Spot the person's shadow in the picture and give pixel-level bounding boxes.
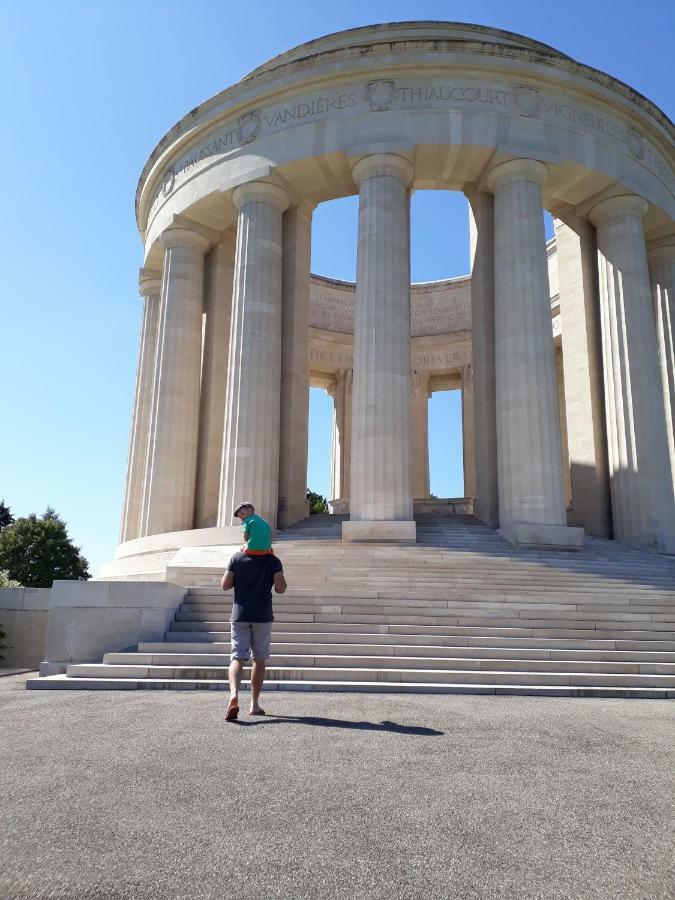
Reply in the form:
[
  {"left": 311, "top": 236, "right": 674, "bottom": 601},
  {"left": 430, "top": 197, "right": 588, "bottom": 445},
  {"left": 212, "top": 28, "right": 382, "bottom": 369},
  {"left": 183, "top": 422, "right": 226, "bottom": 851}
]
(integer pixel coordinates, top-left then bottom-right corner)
[{"left": 234, "top": 714, "right": 443, "bottom": 736}]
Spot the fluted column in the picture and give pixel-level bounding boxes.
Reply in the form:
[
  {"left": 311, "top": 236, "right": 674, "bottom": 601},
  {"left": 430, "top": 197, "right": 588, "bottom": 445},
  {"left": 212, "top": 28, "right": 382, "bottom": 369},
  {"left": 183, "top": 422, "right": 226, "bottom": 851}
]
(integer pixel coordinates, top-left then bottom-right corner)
[
  {"left": 647, "top": 237, "right": 675, "bottom": 487},
  {"left": 467, "top": 191, "right": 498, "bottom": 526},
  {"left": 141, "top": 226, "right": 211, "bottom": 537},
  {"left": 589, "top": 196, "right": 675, "bottom": 552},
  {"left": 461, "top": 365, "right": 477, "bottom": 499},
  {"left": 553, "top": 215, "right": 611, "bottom": 536},
  {"left": 119, "top": 268, "right": 162, "bottom": 543},
  {"left": 329, "top": 368, "right": 352, "bottom": 505},
  {"left": 487, "top": 158, "right": 583, "bottom": 547},
  {"left": 194, "top": 232, "right": 236, "bottom": 528},
  {"left": 411, "top": 371, "right": 430, "bottom": 499},
  {"left": 278, "top": 205, "right": 313, "bottom": 528},
  {"left": 218, "top": 181, "right": 288, "bottom": 530},
  {"left": 343, "top": 153, "right": 416, "bottom": 542}
]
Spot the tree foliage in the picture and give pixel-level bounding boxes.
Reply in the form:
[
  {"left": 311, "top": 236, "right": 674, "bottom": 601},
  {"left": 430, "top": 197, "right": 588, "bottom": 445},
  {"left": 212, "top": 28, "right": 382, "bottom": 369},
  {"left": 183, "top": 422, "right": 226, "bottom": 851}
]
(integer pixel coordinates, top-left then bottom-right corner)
[
  {"left": 306, "top": 490, "right": 329, "bottom": 515},
  {"left": 0, "top": 509, "right": 90, "bottom": 588},
  {"left": 0, "top": 499, "right": 14, "bottom": 531},
  {"left": 0, "top": 570, "right": 20, "bottom": 587}
]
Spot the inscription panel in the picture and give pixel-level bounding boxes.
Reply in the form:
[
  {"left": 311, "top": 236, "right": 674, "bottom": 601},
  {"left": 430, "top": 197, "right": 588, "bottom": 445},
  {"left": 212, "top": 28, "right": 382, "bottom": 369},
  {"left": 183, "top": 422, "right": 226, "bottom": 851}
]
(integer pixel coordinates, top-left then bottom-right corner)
[{"left": 147, "top": 74, "right": 674, "bottom": 223}]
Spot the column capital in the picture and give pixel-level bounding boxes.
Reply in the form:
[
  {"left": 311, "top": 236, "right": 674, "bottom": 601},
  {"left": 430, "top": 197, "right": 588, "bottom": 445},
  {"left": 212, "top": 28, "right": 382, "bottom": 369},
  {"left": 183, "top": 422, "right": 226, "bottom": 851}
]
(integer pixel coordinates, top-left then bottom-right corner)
[
  {"left": 486, "top": 158, "right": 548, "bottom": 193},
  {"left": 159, "top": 226, "right": 212, "bottom": 254},
  {"left": 232, "top": 180, "right": 289, "bottom": 212},
  {"left": 588, "top": 194, "right": 649, "bottom": 225},
  {"left": 351, "top": 153, "right": 413, "bottom": 188},
  {"left": 647, "top": 235, "right": 675, "bottom": 262},
  {"left": 138, "top": 267, "right": 162, "bottom": 298}
]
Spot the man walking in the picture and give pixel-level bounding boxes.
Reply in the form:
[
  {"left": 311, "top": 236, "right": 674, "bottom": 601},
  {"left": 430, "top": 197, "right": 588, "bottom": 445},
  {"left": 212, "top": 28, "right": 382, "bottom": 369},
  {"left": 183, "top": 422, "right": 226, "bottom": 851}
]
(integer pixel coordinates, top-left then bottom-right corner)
[{"left": 221, "top": 518, "right": 287, "bottom": 721}]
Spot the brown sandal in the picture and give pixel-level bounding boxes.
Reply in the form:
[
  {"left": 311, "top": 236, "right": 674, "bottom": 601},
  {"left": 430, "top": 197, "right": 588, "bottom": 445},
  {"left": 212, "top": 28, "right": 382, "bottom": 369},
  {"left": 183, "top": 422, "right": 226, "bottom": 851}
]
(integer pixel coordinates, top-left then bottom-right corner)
[{"left": 226, "top": 698, "right": 239, "bottom": 721}]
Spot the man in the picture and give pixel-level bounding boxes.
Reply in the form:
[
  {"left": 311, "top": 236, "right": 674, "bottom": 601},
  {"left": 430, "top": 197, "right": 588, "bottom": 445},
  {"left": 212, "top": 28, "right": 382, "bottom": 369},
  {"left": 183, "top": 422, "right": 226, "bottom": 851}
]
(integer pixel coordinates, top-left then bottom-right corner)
[{"left": 220, "top": 531, "right": 287, "bottom": 721}]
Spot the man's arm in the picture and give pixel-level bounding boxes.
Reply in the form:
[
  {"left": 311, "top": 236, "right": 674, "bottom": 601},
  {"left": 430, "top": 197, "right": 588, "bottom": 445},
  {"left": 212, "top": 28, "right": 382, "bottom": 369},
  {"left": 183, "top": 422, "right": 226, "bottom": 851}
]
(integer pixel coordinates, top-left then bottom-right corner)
[
  {"left": 221, "top": 570, "right": 235, "bottom": 591},
  {"left": 273, "top": 572, "right": 287, "bottom": 594}
]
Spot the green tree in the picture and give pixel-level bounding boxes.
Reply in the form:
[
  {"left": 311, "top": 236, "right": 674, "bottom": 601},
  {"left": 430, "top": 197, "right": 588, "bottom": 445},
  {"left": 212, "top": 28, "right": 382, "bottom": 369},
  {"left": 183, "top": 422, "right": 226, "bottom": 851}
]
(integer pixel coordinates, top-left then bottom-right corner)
[
  {"left": 0, "top": 499, "right": 14, "bottom": 531},
  {"left": 306, "top": 490, "right": 329, "bottom": 515},
  {"left": 0, "top": 509, "right": 90, "bottom": 588},
  {"left": 0, "top": 570, "right": 20, "bottom": 587}
]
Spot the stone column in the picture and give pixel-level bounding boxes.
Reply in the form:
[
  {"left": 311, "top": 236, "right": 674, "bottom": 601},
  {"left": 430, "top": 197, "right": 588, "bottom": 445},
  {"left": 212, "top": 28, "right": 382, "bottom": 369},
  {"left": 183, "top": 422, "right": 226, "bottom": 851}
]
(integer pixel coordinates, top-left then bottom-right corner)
[
  {"left": 218, "top": 181, "right": 288, "bottom": 531},
  {"left": 461, "top": 365, "right": 477, "bottom": 499},
  {"left": 589, "top": 196, "right": 675, "bottom": 552},
  {"left": 486, "top": 159, "right": 583, "bottom": 548},
  {"left": 119, "top": 268, "right": 162, "bottom": 543},
  {"left": 411, "top": 371, "right": 430, "bottom": 499},
  {"left": 141, "top": 225, "right": 212, "bottom": 537},
  {"left": 343, "top": 154, "right": 416, "bottom": 543},
  {"left": 194, "top": 232, "right": 236, "bottom": 528},
  {"left": 554, "top": 215, "right": 611, "bottom": 536},
  {"left": 278, "top": 205, "right": 313, "bottom": 529},
  {"left": 647, "top": 237, "right": 675, "bottom": 486},
  {"left": 329, "top": 368, "right": 352, "bottom": 508},
  {"left": 555, "top": 346, "right": 572, "bottom": 508},
  {"left": 467, "top": 191, "right": 498, "bottom": 526}
]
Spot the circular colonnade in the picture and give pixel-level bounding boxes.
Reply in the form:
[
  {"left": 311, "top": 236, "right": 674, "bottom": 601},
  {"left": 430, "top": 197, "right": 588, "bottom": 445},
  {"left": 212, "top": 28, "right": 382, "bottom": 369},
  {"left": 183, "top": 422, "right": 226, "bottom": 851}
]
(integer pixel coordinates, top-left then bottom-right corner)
[{"left": 104, "top": 21, "right": 675, "bottom": 578}]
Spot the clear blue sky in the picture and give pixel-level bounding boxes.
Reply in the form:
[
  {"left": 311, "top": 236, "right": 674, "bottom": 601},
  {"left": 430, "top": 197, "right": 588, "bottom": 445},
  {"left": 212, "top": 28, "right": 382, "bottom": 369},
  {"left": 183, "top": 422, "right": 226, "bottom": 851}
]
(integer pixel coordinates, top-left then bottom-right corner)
[{"left": 2, "top": 1, "right": 672, "bottom": 576}]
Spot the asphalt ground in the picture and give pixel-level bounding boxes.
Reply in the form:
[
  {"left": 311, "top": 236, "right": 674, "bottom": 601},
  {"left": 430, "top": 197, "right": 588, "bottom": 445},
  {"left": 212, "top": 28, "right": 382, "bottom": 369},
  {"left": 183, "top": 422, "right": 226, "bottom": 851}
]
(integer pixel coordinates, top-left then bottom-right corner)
[{"left": 1, "top": 672, "right": 673, "bottom": 900}]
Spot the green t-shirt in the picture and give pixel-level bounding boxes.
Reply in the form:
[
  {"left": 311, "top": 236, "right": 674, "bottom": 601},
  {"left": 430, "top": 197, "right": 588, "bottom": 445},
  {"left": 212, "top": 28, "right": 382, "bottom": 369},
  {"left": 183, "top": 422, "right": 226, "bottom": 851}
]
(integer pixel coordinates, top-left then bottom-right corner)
[{"left": 242, "top": 513, "right": 272, "bottom": 550}]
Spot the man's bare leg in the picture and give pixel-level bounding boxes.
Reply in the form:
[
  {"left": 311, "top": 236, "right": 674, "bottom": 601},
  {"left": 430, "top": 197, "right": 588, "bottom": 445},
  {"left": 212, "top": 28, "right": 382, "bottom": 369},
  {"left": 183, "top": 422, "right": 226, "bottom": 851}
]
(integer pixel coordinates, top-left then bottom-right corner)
[
  {"left": 250, "top": 659, "right": 266, "bottom": 713},
  {"left": 227, "top": 659, "right": 244, "bottom": 718}
]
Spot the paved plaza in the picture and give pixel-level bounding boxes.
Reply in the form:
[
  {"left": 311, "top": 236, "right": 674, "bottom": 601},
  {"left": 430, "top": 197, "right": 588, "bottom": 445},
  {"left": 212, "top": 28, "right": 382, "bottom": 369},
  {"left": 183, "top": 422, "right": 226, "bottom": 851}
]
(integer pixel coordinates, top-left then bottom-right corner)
[{"left": 1, "top": 672, "right": 673, "bottom": 899}]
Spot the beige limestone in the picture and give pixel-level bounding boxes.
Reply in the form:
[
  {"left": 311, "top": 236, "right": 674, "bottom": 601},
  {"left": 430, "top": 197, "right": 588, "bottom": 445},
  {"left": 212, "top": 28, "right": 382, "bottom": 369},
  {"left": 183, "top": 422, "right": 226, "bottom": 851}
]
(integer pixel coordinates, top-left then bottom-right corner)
[
  {"left": 218, "top": 181, "right": 289, "bottom": 529},
  {"left": 194, "top": 233, "right": 235, "bottom": 528},
  {"left": 411, "top": 371, "right": 430, "bottom": 499},
  {"left": 487, "top": 159, "right": 580, "bottom": 546},
  {"left": 554, "top": 216, "right": 611, "bottom": 537},
  {"left": 278, "top": 205, "right": 313, "bottom": 529},
  {"left": 141, "top": 226, "right": 212, "bottom": 537},
  {"left": 329, "top": 368, "right": 352, "bottom": 503},
  {"left": 467, "top": 192, "right": 498, "bottom": 527},
  {"left": 590, "top": 195, "right": 675, "bottom": 552},
  {"left": 119, "top": 268, "right": 162, "bottom": 543},
  {"left": 347, "top": 154, "right": 415, "bottom": 538},
  {"left": 461, "top": 365, "right": 477, "bottom": 499},
  {"left": 647, "top": 238, "right": 675, "bottom": 488}
]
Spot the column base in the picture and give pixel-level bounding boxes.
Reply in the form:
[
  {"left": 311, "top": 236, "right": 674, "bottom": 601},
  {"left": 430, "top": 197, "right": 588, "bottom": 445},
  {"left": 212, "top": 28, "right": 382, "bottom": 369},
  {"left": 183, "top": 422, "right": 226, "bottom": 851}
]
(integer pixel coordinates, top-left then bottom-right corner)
[
  {"left": 499, "top": 521, "right": 584, "bottom": 549},
  {"left": 342, "top": 520, "right": 417, "bottom": 544}
]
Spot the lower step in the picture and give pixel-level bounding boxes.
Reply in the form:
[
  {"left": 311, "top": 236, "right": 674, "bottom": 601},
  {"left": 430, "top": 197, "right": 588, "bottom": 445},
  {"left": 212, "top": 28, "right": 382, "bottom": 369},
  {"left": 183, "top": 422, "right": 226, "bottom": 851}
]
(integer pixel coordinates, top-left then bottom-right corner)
[{"left": 25, "top": 675, "right": 675, "bottom": 699}]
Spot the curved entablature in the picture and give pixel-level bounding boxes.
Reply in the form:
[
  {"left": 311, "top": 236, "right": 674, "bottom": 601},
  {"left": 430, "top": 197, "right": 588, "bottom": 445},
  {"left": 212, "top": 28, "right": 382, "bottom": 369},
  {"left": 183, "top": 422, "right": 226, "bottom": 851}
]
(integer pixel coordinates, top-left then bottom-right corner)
[{"left": 135, "top": 20, "right": 675, "bottom": 257}]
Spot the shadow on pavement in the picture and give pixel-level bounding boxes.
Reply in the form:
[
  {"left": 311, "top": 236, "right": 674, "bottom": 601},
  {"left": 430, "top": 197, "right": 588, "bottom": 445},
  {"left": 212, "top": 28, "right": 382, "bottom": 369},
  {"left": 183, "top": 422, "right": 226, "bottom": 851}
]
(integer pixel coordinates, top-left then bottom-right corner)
[{"left": 234, "top": 714, "right": 444, "bottom": 735}]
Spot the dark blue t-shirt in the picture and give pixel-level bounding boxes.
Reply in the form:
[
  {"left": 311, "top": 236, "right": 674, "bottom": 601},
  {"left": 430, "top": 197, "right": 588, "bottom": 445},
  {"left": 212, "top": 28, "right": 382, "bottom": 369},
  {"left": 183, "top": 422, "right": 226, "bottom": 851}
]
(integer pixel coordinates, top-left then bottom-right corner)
[{"left": 227, "top": 552, "right": 283, "bottom": 623}]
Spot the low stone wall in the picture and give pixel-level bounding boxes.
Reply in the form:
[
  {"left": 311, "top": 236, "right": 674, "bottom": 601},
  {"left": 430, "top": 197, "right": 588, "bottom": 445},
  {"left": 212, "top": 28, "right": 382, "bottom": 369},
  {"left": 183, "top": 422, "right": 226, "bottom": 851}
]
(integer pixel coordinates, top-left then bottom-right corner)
[
  {"left": 0, "top": 588, "right": 51, "bottom": 670},
  {"left": 41, "top": 580, "right": 186, "bottom": 675}
]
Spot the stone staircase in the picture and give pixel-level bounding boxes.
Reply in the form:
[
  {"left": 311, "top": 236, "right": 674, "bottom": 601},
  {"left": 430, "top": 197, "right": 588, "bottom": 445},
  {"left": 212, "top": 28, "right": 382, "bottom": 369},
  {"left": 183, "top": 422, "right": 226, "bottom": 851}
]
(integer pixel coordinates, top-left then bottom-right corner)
[{"left": 28, "top": 515, "right": 675, "bottom": 697}]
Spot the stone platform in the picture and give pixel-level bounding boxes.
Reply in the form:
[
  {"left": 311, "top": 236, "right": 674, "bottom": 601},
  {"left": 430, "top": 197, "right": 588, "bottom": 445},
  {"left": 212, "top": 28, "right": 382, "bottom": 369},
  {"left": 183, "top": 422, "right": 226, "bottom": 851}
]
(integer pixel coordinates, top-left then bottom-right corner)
[{"left": 28, "top": 516, "right": 675, "bottom": 698}]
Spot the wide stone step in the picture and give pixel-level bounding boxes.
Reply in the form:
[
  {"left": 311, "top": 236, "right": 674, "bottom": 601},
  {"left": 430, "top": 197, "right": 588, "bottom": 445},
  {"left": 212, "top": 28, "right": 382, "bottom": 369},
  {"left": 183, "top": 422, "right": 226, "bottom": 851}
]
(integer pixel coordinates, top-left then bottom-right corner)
[
  {"left": 137, "top": 640, "right": 675, "bottom": 662},
  {"left": 168, "top": 621, "right": 675, "bottom": 641},
  {"left": 25, "top": 674, "right": 675, "bottom": 699},
  {"left": 63, "top": 662, "right": 675, "bottom": 688},
  {"left": 155, "top": 632, "right": 675, "bottom": 652},
  {"left": 102, "top": 651, "right": 675, "bottom": 675}
]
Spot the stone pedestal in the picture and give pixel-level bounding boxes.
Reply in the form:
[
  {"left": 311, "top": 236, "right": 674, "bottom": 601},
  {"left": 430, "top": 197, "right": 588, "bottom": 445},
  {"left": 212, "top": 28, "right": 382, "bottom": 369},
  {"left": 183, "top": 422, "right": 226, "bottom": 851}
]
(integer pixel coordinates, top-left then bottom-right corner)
[
  {"left": 119, "top": 268, "right": 161, "bottom": 543},
  {"left": 218, "top": 182, "right": 288, "bottom": 529},
  {"left": 142, "top": 226, "right": 212, "bottom": 537},
  {"left": 554, "top": 215, "right": 611, "bottom": 536},
  {"left": 194, "top": 233, "right": 235, "bottom": 528},
  {"left": 345, "top": 154, "right": 416, "bottom": 543},
  {"left": 278, "top": 205, "right": 313, "bottom": 529},
  {"left": 590, "top": 196, "right": 675, "bottom": 552},
  {"left": 467, "top": 191, "right": 499, "bottom": 527},
  {"left": 487, "top": 159, "right": 583, "bottom": 549},
  {"left": 411, "top": 371, "right": 430, "bottom": 499},
  {"left": 647, "top": 238, "right": 675, "bottom": 489}
]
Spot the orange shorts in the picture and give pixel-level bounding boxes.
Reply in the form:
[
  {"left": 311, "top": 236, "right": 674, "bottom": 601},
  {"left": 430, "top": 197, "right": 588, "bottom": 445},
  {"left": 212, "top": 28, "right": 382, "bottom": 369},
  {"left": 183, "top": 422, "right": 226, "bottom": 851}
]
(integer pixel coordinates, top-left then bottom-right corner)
[{"left": 243, "top": 548, "right": 274, "bottom": 556}]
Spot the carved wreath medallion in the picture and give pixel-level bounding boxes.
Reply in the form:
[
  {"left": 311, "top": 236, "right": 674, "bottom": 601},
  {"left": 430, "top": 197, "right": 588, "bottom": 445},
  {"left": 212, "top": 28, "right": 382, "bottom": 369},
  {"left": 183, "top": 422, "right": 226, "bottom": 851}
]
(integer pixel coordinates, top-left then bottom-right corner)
[
  {"left": 237, "top": 110, "right": 262, "bottom": 144},
  {"left": 513, "top": 85, "right": 541, "bottom": 118},
  {"left": 364, "top": 79, "right": 397, "bottom": 112}
]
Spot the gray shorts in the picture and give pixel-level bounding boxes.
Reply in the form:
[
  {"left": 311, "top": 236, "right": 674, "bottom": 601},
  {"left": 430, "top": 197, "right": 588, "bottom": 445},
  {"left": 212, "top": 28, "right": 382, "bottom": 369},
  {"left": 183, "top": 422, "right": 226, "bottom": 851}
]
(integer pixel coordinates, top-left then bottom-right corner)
[{"left": 230, "top": 621, "right": 273, "bottom": 661}]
